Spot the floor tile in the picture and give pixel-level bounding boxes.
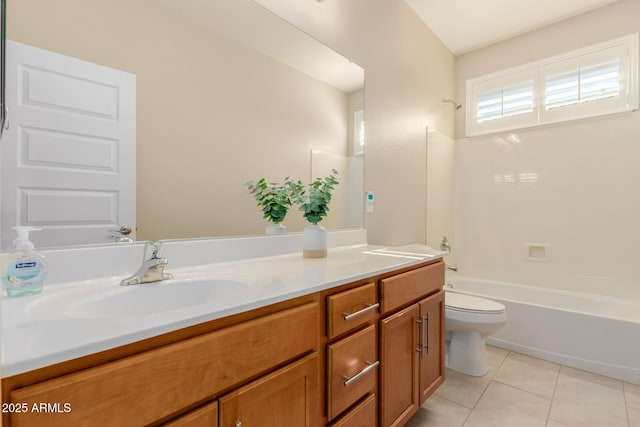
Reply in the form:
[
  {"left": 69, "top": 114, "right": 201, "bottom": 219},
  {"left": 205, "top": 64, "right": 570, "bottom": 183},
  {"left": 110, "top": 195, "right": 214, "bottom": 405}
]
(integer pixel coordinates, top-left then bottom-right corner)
[
  {"left": 545, "top": 419, "right": 572, "bottom": 427},
  {"left": 435, "top": 366, "right": 496, "bottom": 409},
  {"left": 548, "top": 367, "right": 627, "bottom": 427},
  {"left": 405, "top": 395, "right": 470, "bottom": 427},
  {"left": 628, "top": 408, "right": 640, "bottom": 427},
  {"left": 625, "top": 382, "right": 640, "bottom": 427},
  {"left": 486, "top": 345, "right": 509, "bottom": 369},
  {"left": 463, "top": 381, "right": 550, "bottom": 427},
  {"left": 494, "top": 352, "right": 560, "bottom": 399}
]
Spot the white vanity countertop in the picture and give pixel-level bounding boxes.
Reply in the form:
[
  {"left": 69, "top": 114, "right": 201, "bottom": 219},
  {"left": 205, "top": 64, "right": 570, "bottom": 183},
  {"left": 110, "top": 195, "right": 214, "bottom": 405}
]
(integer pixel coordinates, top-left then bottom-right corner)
[{"left": 2, "top": 243, "right": 445, "bottom": 377}]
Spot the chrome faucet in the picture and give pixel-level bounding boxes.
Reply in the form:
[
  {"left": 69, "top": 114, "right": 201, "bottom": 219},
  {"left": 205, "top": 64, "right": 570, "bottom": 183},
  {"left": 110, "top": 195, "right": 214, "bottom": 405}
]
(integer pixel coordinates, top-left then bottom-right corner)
[
  {"left": 440, "top": 236, "right": 451, "bottom": 252},
  {"left": 120, "top": 241, "right": 172, "bottom": 286},
  {"left": 439, "top": 236, "right": 458, "bottom": 271}
]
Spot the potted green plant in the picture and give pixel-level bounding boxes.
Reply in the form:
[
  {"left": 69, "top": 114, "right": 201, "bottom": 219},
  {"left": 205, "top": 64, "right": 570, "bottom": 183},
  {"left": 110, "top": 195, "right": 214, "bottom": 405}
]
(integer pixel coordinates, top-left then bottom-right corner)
[
  {"left": 295, "top": 169, "right": 339, "bottom": 257},
  {"left": 246, "top": 177, "right": 303, "bottom": 235}
]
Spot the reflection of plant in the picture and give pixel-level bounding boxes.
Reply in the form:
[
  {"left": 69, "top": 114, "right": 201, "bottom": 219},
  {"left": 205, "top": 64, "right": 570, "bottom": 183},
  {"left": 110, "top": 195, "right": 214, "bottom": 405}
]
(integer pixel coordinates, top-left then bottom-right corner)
[
  {"left": 296, "top": 169, "right": 339, "bottom": 225},
  {"left": 246, "top": 177, "right": 304, "bottom": 224}
]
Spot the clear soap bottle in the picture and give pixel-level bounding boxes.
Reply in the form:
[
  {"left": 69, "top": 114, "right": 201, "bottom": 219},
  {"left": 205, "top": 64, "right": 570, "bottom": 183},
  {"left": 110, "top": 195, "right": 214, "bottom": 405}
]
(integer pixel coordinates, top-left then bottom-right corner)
[{"left": 2, "top": 227, "right": 46, "bottom": 297}]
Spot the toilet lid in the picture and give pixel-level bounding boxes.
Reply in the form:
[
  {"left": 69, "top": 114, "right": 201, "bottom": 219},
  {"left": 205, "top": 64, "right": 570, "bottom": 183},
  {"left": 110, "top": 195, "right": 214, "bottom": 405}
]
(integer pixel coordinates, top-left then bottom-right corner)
[{"left": 445, "top": 292, "right": 505, "bottom": 314}]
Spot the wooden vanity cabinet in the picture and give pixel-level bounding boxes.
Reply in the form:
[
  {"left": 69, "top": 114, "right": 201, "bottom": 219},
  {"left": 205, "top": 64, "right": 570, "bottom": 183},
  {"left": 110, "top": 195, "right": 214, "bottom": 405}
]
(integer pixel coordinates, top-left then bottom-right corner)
[
  {"left": 379, "top": 261, "right": 445, "bottom": 427},
  {"left": 4, "top": 302, "right": 319, "bottom": 427},
  {"left": 2, "top": 258, "right": 445, "bottom": 427}
]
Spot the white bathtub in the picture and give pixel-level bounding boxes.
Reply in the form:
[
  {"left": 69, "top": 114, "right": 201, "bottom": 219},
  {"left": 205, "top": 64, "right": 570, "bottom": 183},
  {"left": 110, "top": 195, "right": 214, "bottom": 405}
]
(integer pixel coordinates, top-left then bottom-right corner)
[{"left": 446, "top": 276, "right": 640, "bottom": 385}]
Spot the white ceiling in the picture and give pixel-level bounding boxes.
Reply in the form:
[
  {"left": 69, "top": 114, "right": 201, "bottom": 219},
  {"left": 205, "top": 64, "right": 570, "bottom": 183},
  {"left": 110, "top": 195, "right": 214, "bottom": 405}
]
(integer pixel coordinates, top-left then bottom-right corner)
[{"left": 406, "top": 0, "right": 621, "bottom": 55}]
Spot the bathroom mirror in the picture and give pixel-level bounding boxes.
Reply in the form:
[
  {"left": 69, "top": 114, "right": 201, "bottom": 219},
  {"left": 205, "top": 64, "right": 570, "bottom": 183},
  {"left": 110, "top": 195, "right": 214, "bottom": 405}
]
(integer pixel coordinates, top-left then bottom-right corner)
[{"left": 1, "top": 0, "right": 364, "bottom": 249}]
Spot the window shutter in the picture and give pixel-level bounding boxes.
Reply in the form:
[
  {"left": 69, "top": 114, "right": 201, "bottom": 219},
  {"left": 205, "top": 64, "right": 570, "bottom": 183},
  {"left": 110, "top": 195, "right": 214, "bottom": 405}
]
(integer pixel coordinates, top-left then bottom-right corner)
[
  {"left": 466, "top": 33, "right": 638, "bottom": 137},
  {"left": 467, "top": 70, "right": 538, "bottom": 136}
]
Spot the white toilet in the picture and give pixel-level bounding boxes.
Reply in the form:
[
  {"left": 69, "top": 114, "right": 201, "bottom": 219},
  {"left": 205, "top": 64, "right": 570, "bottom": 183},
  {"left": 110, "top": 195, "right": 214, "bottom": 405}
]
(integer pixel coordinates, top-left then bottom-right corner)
[{"left": 445, "top": 292, "right": 507, "bottom": 376}]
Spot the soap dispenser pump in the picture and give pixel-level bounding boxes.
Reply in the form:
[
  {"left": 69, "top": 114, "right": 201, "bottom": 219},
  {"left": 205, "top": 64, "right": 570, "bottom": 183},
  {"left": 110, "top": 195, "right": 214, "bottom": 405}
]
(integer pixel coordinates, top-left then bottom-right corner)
[{"left": 2, "top": 227, "right": 47, "bottom": 297}]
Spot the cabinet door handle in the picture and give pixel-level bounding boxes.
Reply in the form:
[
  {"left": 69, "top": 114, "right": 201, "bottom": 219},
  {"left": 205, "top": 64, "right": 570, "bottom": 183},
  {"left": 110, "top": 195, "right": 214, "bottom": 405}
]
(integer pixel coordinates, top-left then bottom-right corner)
[
  {"left": 342, "top": 303, "right": 379, "bottom": 321},
  {"left": 235, "top": 422, "right": 241, "bottom": 427},
  {"left": 416, "top": 317, "right": 424, "bottom": 358},
  {"left": 423, "top": 314, "right": 430, "bottom": 355},
  {"left": 342, "top": 360, "right": 380, "bottom": 387}
]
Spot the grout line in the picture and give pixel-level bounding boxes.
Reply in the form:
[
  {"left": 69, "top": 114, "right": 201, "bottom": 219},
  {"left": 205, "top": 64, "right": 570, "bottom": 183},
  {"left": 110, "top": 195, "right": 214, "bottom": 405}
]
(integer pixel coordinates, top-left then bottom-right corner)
[
  {"left": 622, "top": 383, "right": 631, "bottom": 427},
  {"left": 544, "top": 361, "right": 561, "bottom": 426},
  {"left": 460, "top": 348, "right": 511, "bottom": 426},
  {"left": 492, "top": 377, "right": 555, "bottom": 401}
]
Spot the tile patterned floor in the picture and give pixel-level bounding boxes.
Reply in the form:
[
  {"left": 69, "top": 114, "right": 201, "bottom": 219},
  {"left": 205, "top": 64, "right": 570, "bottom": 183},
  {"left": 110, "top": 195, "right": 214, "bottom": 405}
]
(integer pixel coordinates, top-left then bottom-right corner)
[{"left": 406, "top": 346, "right": 640, "bottom": 427}]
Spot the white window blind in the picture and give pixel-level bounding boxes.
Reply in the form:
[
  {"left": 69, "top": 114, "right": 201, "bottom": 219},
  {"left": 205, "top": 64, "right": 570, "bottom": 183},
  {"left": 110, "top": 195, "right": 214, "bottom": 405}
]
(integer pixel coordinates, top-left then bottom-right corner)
[
  {"left": 468, "top": 70, "right": 538, "bottom": 135},
  {"left": 476, "top": 80, "right": 535, "bottom": 123},
  {"left": 466, "top": 34, "right": 638, "bottom": 137},
  {"left": 539, "top": 44, "right": 632, "bottom": 125},
  {"left": 544, "top": 59, "right": 620, "bottom": 109}
]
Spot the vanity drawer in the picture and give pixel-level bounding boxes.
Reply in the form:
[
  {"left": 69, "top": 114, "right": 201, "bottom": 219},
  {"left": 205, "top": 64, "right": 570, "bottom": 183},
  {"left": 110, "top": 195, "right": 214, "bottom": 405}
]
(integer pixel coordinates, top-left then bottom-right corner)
[
  {"left": 327, "top": 324, "right": 378, "bottom": 420},
  {"left": 327, "top": 282, "right": 377, "bottom": 339},
  {"left": 328, "top": 394, "right": 377, "bottom": 427},
  {"left": 9, "top": 303, "right": 318, "bottom": 427},
  {"left": 164, "top": 401, "right": 218, "bottom": 427},
  {"left": 380, "top": 261, "right": 444, "bottom": 315}
]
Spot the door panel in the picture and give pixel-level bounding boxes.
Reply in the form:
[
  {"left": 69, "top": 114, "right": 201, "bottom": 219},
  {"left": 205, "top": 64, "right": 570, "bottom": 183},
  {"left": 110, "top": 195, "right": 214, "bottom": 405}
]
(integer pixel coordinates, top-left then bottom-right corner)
[
  {"left": 418, "top": 290, "right": 445, "bottom": 404},
  {"left": 219, "top": 353, "right": 319, "bottom": 427},
  {"left": 380, "top": 304, "right": 419, "bottom": 427},
  {"left": 1, "top": 41, "right": 135, "bottom": 249}
]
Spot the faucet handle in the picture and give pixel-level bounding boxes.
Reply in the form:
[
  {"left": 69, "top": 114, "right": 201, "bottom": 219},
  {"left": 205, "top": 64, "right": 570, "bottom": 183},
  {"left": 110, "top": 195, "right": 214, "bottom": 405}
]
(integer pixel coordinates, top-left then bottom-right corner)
[
  {"left": 440, "top": 236, "right": 451, "bottom": 252},
  {"left": 142, "top": 241, "right": 165, "bottom": 260}
]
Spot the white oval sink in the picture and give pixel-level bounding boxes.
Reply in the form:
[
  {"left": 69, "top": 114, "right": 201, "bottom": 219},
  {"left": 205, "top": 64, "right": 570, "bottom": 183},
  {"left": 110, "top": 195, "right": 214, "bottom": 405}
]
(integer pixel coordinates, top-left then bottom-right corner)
[{"left": 27, "top": 277, "right": 251, "bottom": 319}]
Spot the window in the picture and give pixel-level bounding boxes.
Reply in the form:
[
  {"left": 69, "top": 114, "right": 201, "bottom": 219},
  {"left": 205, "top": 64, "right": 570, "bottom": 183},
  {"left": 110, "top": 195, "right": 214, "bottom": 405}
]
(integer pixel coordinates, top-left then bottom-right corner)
[
  {"left": 466, "top": 34, "right": 639, "bottom": 137},
  {"left": 353, "top": 109, "right": 364, "bottom": 155},
  {"left": 469, "top": 69, "right": 538, "bottom": 134}
]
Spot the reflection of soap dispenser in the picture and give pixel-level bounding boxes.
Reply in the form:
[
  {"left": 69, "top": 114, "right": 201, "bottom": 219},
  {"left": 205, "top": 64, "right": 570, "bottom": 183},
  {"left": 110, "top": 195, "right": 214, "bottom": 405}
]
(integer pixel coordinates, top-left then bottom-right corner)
[{"left": 2, "top": 227, "right": 46, "bottom": 297}]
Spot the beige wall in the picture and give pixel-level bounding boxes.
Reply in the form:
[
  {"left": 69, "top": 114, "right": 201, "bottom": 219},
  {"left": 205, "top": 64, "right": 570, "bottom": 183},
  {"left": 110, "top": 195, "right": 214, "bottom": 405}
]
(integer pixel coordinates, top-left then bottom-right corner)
[
  {"left": 255, "top": 0, "right": 457, "bottom": 245},
  {"left": 453, "top": 0, "right": 640, "bottom": 299},
  {"left": 8, "top": 0, "right": 351, "bottom": 240}
]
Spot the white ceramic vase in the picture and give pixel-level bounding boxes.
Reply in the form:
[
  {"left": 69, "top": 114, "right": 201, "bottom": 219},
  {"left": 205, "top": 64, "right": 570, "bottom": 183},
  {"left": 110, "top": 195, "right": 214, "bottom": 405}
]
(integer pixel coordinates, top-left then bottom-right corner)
[
  {"left": 303, "top": 224, "right": 327, "bottom": 258},
  {"left": 265, "top": 222, "right": 286, "bottom": 235}
]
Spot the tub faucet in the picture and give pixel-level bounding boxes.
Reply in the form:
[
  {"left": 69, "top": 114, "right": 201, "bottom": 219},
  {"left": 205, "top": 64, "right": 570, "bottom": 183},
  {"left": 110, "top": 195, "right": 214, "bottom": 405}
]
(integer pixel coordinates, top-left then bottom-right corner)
[
  {"left": 120, "top": 241, "right": 173, "bottom": 286},
  {"left": 440, "top": 236, "right": 451, "bottom": 252}
]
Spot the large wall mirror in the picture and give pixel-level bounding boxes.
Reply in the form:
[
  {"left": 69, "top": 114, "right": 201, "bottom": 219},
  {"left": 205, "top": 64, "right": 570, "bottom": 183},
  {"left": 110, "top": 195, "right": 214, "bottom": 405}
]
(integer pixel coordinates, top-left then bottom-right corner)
[{"left": 1, "top": 0, "right": 364, "bottom": 249}]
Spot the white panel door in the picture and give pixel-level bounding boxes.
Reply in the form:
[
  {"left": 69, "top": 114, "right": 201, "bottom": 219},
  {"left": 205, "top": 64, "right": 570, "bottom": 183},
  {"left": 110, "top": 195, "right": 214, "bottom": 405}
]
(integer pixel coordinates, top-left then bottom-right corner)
[{"left": 1, "top": 41, "right": 136, "bottom": 249}]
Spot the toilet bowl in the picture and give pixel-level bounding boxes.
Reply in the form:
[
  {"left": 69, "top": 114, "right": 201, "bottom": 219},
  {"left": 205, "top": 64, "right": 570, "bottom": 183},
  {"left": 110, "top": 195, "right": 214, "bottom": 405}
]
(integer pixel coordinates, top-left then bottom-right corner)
[{"left": 445, "top": 291, "right": 506, "bottom": 376}]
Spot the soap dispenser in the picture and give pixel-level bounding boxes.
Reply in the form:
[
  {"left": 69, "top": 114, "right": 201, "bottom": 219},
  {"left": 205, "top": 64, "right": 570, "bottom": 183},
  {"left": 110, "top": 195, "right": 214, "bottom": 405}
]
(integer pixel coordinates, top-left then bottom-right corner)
[{"left": 2, "top": 227, "right": 47, "bottom": 297}]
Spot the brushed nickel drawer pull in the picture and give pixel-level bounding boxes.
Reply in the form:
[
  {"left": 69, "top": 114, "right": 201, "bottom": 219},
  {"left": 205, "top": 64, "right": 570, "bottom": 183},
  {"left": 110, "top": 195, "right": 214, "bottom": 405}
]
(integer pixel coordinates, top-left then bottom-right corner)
[
  {"left": 342, "top": 360, "right": 380, "bottom": 387},
  {"left": 343, "top": 303, "right": 379, "bottom": 321}
]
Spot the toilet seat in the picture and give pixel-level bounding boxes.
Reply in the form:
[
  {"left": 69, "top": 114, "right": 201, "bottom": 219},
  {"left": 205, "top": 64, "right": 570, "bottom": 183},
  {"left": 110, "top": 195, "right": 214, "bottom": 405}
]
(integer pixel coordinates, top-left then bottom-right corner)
[{"left": 445, "top": 292, "right": 505, "bottom": 314}]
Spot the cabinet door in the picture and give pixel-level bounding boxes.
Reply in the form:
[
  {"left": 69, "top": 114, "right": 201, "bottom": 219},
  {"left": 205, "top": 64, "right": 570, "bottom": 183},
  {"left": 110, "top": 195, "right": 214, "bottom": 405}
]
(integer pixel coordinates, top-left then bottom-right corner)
[
  {"left": 219, "top": 353, "right": 319, "bottom": 427},
  {"left": 418, "top": 290, "right": 445, "bottom": 404},
  {"left": 163, "top": 401, "right": 218, "bottom": 427},
  {"left": 380, "top": 304, "right": 420, "bottom": 427}
]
